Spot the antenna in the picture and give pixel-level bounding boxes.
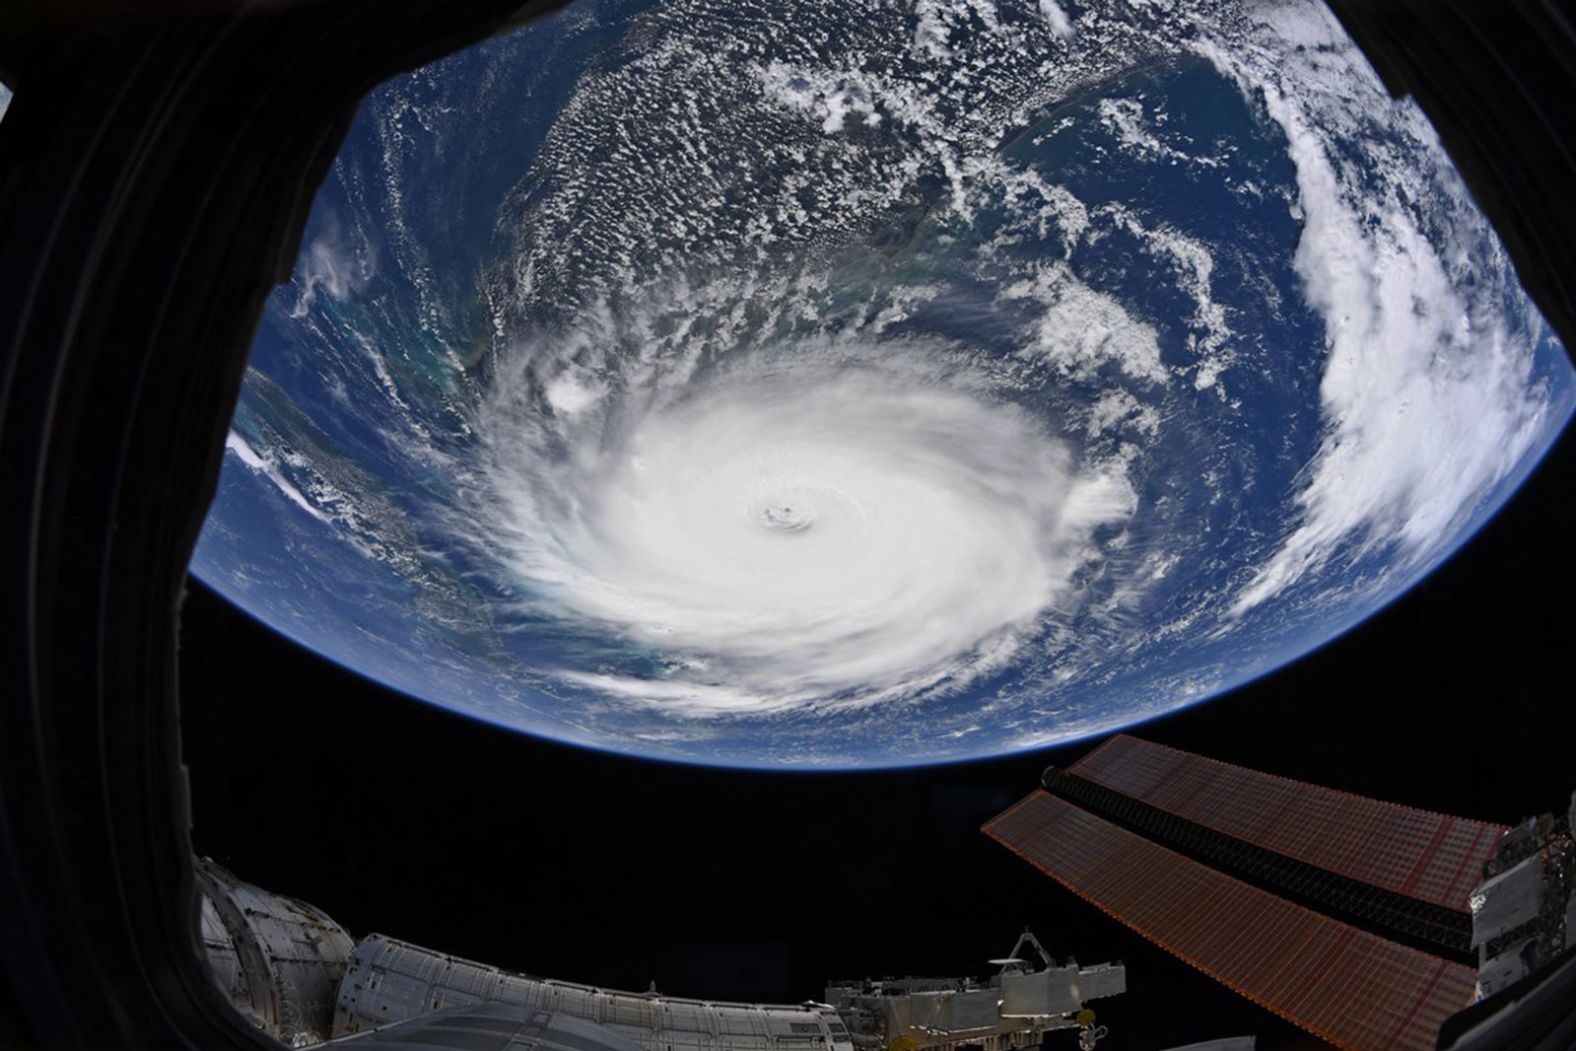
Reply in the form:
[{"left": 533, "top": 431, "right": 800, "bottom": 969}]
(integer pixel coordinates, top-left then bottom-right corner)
[{"left": 996, "top": 928, "right": 1054, "bottom": 973}]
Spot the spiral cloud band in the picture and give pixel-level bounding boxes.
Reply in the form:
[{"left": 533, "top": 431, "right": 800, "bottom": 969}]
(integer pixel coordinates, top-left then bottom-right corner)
[{"left": 472, "top": 348, "right": 1136, "bottom": 716}]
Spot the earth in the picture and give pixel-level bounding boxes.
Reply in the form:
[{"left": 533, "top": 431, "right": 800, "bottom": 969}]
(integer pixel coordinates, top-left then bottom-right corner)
[{"left": 192, "top": 0, "right": 1575, "bottom": 768}]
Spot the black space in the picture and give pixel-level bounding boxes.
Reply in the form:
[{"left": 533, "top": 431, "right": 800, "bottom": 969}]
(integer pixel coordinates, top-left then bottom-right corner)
[{"left": 179, "top": 418, "right": 1574, "bottom": 1051}]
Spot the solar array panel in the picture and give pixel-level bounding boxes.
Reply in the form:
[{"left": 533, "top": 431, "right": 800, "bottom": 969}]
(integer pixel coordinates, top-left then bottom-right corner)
[
  {"left": 1068, "top": 735, "right": 1506, "bottom": 911},
  {"left": 985, "top": 791, "right": 1477, "bottom": 1051}
]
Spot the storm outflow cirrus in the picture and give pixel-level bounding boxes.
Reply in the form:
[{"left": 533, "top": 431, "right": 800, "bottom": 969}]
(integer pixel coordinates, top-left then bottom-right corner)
[{"left": 192, "top": 0, "right": 1573, "bottom": 767}]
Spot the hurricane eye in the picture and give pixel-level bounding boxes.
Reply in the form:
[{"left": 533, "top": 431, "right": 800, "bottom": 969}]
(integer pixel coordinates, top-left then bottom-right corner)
[{"left": 760, "top": 504, "right": 812, "bottom": 533}]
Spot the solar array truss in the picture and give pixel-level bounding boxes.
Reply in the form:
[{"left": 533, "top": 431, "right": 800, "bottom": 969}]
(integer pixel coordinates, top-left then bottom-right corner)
[
  {"left": 1068, "top": 735, "right": 1507, "bottom": 912},
  {"left": 985, "top": 791, "right": 1477, "bottom": 1051}
]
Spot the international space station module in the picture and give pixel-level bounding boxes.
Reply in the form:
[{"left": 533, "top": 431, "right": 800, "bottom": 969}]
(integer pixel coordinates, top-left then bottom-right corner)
[{"left": 194, "top": 858, "right": 1133, "bottom": 1051}]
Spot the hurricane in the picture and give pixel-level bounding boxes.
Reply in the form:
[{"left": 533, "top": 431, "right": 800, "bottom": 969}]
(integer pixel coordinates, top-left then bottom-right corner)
[
  {"left": 470, "top": 329, "right": 1138, "bottom": 714},
  {"left": 191, "top": 0, "right": 1575, "bottom": 767}
]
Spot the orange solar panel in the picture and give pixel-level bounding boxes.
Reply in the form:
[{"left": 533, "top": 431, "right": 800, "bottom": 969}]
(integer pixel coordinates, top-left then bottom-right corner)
[
  {"left": 1067, "top": 735, "right": 1506, "bottom": 911},
  {"left": 985, "top": 791, "right": 1477, "bottom": 1051}
]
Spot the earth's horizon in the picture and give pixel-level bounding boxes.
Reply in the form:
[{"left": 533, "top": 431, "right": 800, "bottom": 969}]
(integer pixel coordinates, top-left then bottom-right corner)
[{"left": 192, "top": 0, "right": 1576, "bottom": 769}]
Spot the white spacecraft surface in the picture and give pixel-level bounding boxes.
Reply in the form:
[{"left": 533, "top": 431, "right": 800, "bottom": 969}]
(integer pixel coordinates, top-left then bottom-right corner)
[{"left": 194, "top": 858, "right": 1247, "bottom": 1051}]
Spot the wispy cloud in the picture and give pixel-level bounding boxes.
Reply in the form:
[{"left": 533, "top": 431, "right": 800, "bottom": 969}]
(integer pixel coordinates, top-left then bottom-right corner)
[{"left": 1201, "top": 5, "right": 1564, "bottom": 616}]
